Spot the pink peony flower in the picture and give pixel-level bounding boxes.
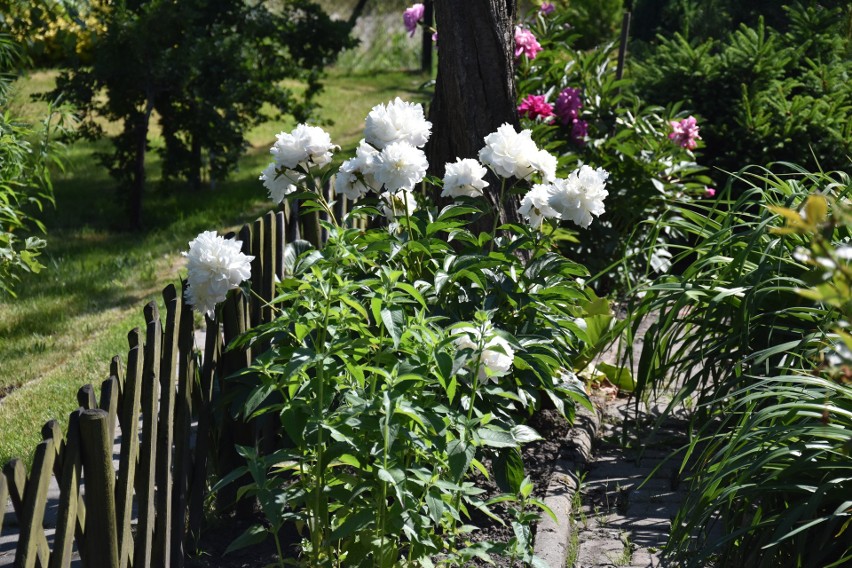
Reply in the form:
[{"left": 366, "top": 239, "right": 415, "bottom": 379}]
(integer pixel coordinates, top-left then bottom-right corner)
[
  {"left": 518, "top": 94, "right": 554, "bottom": 121},
  {"left": 514, "top": 26, "right": 542, "bottom": 59},
  {"left": 555, "top": 87, "right": 583, "bottom": 126},
  {"left": 540, "top": 2, "right": 556, "bottom": 15},
  {"left": 403, "top": 3, "right": 425, "bottom": 37},
  {"left": 669, "top": 116, "right": 701, "bottom": 150}
]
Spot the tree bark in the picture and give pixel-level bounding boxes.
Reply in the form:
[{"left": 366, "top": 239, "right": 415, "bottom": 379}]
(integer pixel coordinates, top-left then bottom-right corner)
[
  {"left": 426, "top": 0, "right": 520, "bottom": 229},
  {"left": 420, "top": 0, "right": 434, "bottom": 73},
  {"left": 129, "top": 112, "right": 148, "bottom": 230}
]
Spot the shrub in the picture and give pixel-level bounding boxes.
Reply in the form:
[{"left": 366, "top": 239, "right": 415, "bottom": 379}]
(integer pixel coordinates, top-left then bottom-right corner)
[
  {"left": 188, "top": 105, "right": 618, "bottom": 565},
  {"left": 0, "top": 34, "right": 68, "bottom": 295},
  {"left": 515, "top": 9, "right": 712, "bottom": 292},
  {"left": 631, "top": 3, "right": 852, "bottom": 175}
]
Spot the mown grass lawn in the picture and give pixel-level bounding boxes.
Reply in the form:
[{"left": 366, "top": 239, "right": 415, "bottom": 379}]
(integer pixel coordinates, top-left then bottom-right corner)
[{"left": 0, "top": 66, "right": 431, "bottom": 466}]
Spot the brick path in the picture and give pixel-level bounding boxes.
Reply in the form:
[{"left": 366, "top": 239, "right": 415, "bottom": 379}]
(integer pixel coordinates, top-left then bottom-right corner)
[{"left": 571, "top": 398, "right": 690, "bottom": 568}]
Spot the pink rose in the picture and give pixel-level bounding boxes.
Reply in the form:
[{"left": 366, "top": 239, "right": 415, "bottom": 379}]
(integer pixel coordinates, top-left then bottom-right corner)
[
  {"left": 403, "top": 3, "right": 425, "bottom": 37},
  {"left": 518, "top": 94, "right": 554, "bottom": 121},
  {"left": 514, "top": 26, "right": 542, "bottom": 59}
]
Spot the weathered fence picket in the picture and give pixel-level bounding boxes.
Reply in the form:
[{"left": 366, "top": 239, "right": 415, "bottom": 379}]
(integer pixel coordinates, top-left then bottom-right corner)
[{"left": 1, "top": 211, "right": 293, "bottom": 566}]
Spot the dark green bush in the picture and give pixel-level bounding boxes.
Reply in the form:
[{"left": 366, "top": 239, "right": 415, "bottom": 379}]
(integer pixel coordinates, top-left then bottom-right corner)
[{"left": 631, "top": 3, "right": 852, "bottom": 175}]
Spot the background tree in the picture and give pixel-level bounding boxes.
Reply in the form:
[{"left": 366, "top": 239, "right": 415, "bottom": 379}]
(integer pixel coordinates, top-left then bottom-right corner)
[
  {"left": 426, "top": 0, "right": 521, "bottom": 228},
  {"left": 53, "top": 0, "right": 354, "bottom": 229}
]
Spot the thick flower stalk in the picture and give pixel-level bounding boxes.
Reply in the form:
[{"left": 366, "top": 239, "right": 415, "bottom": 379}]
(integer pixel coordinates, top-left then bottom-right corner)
[
  {"left": 183, "top": 231, "right": 254, "bottom": 316},
  {"left": 669, "top": 116, "right": 701, "bottom": 150}
]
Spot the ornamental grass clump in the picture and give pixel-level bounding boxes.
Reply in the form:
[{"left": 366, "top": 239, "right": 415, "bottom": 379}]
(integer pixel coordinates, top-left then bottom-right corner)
[
  {"left": 630, "top": 166, "right": 852, "bottom": 567},
  {"left": 195, "top": 100, "right": 618, "bottom": 566}
]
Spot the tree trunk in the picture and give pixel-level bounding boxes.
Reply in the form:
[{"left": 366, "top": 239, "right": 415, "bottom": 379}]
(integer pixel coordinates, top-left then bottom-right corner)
[
  {"left": 129, "top": 113, "right": 148, "bottom": 230},
  {"left": 420, "top": 1, "right": 434, "bottom": 73},
  {"left": 189, "top": 132, "right": 202, "bottom": 192},
  {"left": 426, "top": 0, "right": 520, "bottom": 230}
]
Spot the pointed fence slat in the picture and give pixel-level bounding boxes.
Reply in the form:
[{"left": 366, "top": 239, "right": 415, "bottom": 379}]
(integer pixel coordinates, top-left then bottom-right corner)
[
  {"left": 99, "top": 376, "right": 120, "bottom": 445},
  {"left": 49, "top": 410, "right": 84, "bottom": 568},
  {"left": 187, "top": 314, "right": 221, "bottom": 552},
  {"left": 116, "top": 329, "right": 144, "bottom": 568},
  {"left": 170, "top": 282, "right": 196, "bottom": 567},
  {"left": 3, "top": 458, "right": 49, "bottom": 568},
  {"left": 79, "top": 409, "right": 119, "bottom": 568},
  {"left": 0, "top": 474, "right": 7, "bottom": 537},
  {"left": 77, "top": 385, "right": 97, "bottom": 410},
  {"left": 3, "top": 210, "right": 303, "bottom": 566},
  {"left": 153, "top": 285, "right": 181, "bottom": 565},
  {"left": 15, "top": 438, "right": 55, "bottom": 568},
  {"left": 134, "top": 302, "right": 162, "bottom": 568}
]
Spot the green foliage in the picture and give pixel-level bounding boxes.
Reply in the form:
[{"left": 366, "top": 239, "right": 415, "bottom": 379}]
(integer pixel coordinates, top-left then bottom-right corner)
[
  {"left": 516, "top": 11, "right": 712, "bottom": 293},
  {"left": 52, "top": 0, "right": 355, "bottom": 226},
  {"left": 630, "top": 166, "right": 852, "bottom": 566},
  {"left": 632, "top": 4, "right": 852, "bottom": 175},
  {"left": 550, "top": 0, "right": 624, "bottom": 50},
  {"left": 213, "top": 142, "right": 606, "bottom": 565},
  {"left": 0, "top": 34, "right": 68, "bottom": 295}
]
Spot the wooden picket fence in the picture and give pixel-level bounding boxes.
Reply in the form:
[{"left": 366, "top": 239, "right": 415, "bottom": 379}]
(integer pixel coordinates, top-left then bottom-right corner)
[{"left": 0, "top": 209, "right": 291, "bottom": 568}]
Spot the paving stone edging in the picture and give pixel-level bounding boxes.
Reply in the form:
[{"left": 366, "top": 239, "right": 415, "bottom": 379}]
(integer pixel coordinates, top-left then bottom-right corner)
[{"left": 534, "top": 403, "right": 602, "bottom": 567}]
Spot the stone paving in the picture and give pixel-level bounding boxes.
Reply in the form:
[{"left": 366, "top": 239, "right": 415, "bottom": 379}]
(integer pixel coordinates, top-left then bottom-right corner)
[{"left": 571, "top": 398, "right": 689, "bottom": 568}]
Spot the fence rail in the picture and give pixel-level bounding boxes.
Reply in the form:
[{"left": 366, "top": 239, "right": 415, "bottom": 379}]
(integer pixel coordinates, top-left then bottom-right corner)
[{"left": 1, "top": 210, "right": 287, "bottom": 568}]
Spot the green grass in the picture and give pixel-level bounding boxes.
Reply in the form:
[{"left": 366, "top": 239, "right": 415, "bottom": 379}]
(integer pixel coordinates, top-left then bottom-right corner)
[{"left": 0, "top": 66, "right": 431, "bottom": 466}]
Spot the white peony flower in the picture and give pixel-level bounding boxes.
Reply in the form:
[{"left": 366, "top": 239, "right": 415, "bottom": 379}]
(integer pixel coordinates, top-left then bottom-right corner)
[
  {"left": 270, "top": 124, "right": 337, "bottom": 169},
  {"left": 530, "top": 149, "right": 557, "bottom": 182},
  {"left": 260, "top": 162, "right": 305, "bottom": 204},
  {"left": 441, "top": 158, "right": 490, "bottom": 198},
  {"left": 364, "top": 98, "right": 432, "bottom": 149},
  {"left": 333, "top": 139, "right": 383, "bottom": 200},
  {"left": 519, "top": 183, "right": 559, "bottom": 229},
  {"left": 380, "top": 188, "right": 419, "bottom": 220},
  {"left": 479, "top": 123, "right": 540, "bottom": 179},
  {"left": 334, "top": 160, "right": 371, "bottom": 200},
  {"left": 373, "top": 141, "right": 428, "bottom": 192},
  {"left": 548, "top": 165, "right": 609, "bottom": 228},
  {"left": 183, "top": 231, "right": 254, "bottom": 316},
  {"left": 453, "top": 325, "right": 515, "bottom": 383}
]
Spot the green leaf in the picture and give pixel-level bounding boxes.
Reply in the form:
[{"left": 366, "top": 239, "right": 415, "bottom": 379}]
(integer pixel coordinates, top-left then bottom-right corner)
[
  {"left": 330, "top": 508, "right": 374, "bottom": 541},
  {"left": 224, "top": 524, "right": 267, "bottom": 554},
  {"left": 511, "top": 425, "right": 542, "bottom": 444},
  {"left": 380, "top": 307, "right": 404, "bottom": 347},
  {"left": 493, "top": 447, "right": 525, "bottom": 493},
  {"left": 447, "top": 439, "right": 476, "bottom": 482},
  {"left": 477, "top": 427, "right": 518, "bottom": 448},
  {"left": 596, "top": 362, "right": 635, "bottom": 392}
]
